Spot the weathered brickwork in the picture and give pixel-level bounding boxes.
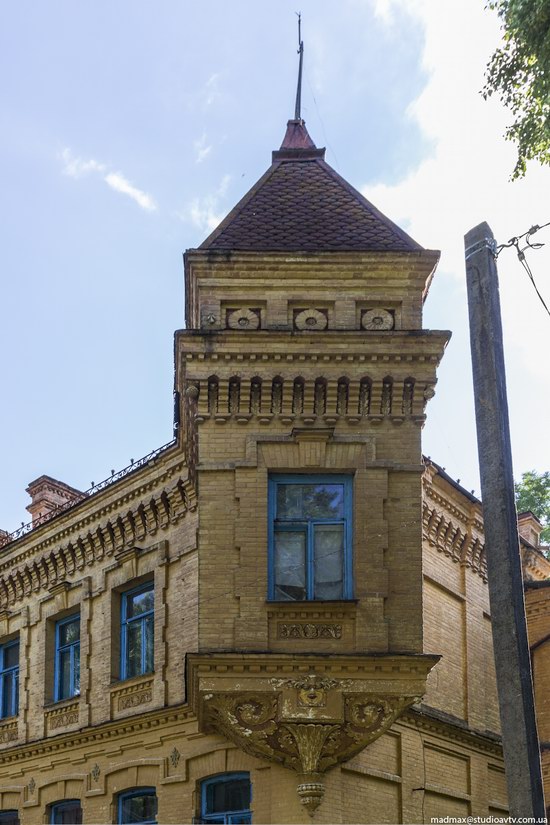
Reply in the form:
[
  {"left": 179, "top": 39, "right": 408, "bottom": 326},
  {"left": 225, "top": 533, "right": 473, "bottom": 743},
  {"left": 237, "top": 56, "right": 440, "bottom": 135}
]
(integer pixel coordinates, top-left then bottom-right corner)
[
  {"left": 1, "top": 118, "right": 548, "bottom": 823},
  {"left": 525, "top": 582, "right": 550, "bottom": 808}
]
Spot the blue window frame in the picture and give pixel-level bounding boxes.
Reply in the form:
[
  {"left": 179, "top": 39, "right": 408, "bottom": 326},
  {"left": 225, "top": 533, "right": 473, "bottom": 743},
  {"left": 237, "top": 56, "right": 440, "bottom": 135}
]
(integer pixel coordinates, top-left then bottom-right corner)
[
  {"left": 200, "top": 773, "right": 252, "bottom": 824},
  {"left": 50, "top": 800, "right": 82, "bottom": 824},
  {"left": 268, "top": 474, "right": 353, "bottom": 601},
  {"left": 54, "top": 615, "right": 80, "bottom": 701},
  {"left": 0, "top": 640, "right": 19, "bottom": 718},
  {"left": 118, "top": 788, "right": 157, "bottom": 825},
  {"left": 121, "top": 583, "right": 154, "bottom": 680}
]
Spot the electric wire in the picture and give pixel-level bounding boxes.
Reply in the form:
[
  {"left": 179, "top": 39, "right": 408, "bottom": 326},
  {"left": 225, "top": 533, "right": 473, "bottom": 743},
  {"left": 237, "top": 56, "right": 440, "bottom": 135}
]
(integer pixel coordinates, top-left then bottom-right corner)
[{"left": 494, "top": 221, "right": 550, "bottom": 318}]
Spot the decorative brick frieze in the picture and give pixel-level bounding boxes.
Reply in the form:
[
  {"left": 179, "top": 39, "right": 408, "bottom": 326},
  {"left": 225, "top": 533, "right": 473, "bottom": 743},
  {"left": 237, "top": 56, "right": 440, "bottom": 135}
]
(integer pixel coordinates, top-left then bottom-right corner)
[
  {"left": 0, "top": 458, "right": 195, "bottom": 609},
  {"left": 45, "top": 700, "right": 80, "bottom": 734},
  {"left": 190, "top": 374, "right": 431, "bottom": 425},
  {"left": 277, "top": 622, "right": 343, "bottom": 640},
  {"left": 110, "top": 676, "right": 154, "bottom": 717},
  {"left": 0, "top": 719, "right": 18, "bottom": 745},
  {"left": 422, "top": 499, "right": 487, "bottom": 579},
  {"left": 267, "top": 603, "right": 356, "bottom": 652}
]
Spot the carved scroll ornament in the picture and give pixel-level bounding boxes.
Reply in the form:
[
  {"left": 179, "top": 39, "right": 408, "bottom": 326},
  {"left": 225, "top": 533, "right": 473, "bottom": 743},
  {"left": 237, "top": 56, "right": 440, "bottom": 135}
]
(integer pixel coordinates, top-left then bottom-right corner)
[{"left": 203, "top": 690, "right": 414, "bottom": 814}]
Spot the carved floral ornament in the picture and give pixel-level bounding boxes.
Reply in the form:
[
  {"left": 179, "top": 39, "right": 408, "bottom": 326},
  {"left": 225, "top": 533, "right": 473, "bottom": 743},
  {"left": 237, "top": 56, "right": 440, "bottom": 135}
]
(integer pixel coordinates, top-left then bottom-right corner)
[
  {"left": 294, "top": 308, "right": 328, "bottom": 331},
  {"left": 361, "top": 308, "right": 394, "bottom": 330},
  {"left": 226, "top": 307, "right": 260, "bottom": 330},
  {"left": 190, "top": 660, "right": 431, "bottom": 816}
]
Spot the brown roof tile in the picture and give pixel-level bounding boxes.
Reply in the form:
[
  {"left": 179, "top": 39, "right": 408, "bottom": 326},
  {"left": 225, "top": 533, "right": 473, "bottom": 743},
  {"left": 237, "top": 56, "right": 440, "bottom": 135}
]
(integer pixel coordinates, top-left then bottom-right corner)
[{"left": 199, "top": 121, "right": 421, "bottom": 253}]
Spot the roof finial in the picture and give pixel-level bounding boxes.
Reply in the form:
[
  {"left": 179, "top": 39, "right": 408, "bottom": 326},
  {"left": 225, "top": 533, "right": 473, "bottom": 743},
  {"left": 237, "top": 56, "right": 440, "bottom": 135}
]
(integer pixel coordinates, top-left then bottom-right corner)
[{"left": 294, "top": 12, "right": 304, "bottom": 121}]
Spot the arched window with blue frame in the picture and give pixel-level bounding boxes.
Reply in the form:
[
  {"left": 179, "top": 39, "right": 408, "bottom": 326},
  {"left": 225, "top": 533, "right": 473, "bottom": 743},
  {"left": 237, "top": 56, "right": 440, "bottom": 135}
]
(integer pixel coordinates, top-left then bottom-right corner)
[
  {"left": 0, "top": 639, "right": 19, "bottom": 718},
  {"left": 200, "top": 773, "right": 252, "bottom": 824},
  {"left": 268, "top": 474, "right": 353, "bottom": 601},
  {"left": 49, "top": 799, "right": 82, "bottom": 824},
  {"left": 118, "top": 788, "right": 157, "bottom": 825},
  {"left": 120, "top": 582, "right": 154, "bottom": 680}
]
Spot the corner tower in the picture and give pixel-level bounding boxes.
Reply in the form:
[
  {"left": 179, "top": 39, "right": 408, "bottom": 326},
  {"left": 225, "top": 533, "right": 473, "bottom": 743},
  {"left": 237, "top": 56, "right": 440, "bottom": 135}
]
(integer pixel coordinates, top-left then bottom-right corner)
[{"left": 178, "top": 119, "right": 450, "bottom": 814}]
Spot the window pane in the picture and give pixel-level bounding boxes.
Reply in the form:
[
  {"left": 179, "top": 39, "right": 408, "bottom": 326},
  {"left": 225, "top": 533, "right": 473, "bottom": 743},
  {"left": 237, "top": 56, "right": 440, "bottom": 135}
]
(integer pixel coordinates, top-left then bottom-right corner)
[
  {"left": 276, "top": 484, "right": 303, "bottom": 519},
  {"left": 121, "top": 792, "right": 157, "bottom": 824},
  {"left": 274, "top": 531, "right": 306, "bottom": 600},
  {"left": 314, "top": 524, "right": 344, "bottom": 599},
  {"left": 206, "top": 777, "right": 251, "bottom": 814},
  {"left": 0, "top": 812, "right": 20, "bottom": 825},
  {"left": 59, "top": 619, "right": 80, "bottom": 646},
  {"left": 126, "top": 621, "right": 143, "bottom": 678},
  {"left": 73, "top": 644, "right": 80, "bottom": 695},
  {"left": 4, "top": 643, "right": 19, "bottom": 669},
  {"left": 127, "top": 588, "right": 154, "bottom": 618},
  {"left": 144, "top": 615, "right": 154, "bottom": 673},
  {"left": 302, "top": 485, "right": 344, "bottom": 519},
  {"left": 51, "top": 802, "right": 82, "bottom": 825},
  {"left": 14, "top": 671, "right": 19, "bottom": 714},
  {"left": 228, "top": 816, "right": 252, "bottom": 825},
  {"left": 2, "top": 671, "right": 16, "bottom": 716},
  {"left": 276, "top": 483, "right": 344, "bottom": 520},
  {"left": 59, "top": 649, "right": 72, "bottom": 699}
]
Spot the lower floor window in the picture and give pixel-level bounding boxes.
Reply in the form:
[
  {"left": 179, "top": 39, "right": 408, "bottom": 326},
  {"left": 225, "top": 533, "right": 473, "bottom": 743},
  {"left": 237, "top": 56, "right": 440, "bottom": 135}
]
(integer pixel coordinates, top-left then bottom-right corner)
[
  {"left": 201, "top": 773, "right": 251, "bottom": 824},
  {"left": 118, "top": 789, "right": 157, "bottom": 825},
  {"left": 50, "top": 801, "right": 82, "bottom": 825},
  {"left": 0, "top": 813, "right": 19, "bottom": 825}
]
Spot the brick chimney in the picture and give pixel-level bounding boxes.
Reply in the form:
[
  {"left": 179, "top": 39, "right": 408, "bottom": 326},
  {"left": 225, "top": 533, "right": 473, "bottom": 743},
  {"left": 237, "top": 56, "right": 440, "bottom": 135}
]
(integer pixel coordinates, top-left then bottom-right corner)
[
  {"left": 26, "top": 475, "right": 86, "bottom": 526},
  {"left": 518, "top": 511, "right": 543, "bottom": 548}
]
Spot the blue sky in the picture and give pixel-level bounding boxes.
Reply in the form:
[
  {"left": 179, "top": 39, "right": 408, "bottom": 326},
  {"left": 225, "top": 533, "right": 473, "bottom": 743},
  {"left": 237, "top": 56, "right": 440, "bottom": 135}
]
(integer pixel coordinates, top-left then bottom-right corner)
[{"left": 1, "top": 0, "right": 549, "bottom": 531}]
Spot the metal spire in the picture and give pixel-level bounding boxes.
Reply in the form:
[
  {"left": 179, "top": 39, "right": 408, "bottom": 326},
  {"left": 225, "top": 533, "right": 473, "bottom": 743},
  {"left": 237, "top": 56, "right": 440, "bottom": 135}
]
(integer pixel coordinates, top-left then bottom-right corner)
[{"left": 294, "top": 13, "right": 304, "bottom": 121}]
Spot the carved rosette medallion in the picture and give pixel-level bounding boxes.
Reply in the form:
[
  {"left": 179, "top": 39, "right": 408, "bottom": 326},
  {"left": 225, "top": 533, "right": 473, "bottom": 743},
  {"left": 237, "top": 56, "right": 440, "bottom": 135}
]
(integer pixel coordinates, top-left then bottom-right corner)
[
  {"left": 226, "top": 308, "right": 260, "bottom": 330},
  {"left": 294, "top": 308, "right": 328, "bottom": 331},
  {"left": 361, "top": 308, "right": 394, "bottom": 330}
]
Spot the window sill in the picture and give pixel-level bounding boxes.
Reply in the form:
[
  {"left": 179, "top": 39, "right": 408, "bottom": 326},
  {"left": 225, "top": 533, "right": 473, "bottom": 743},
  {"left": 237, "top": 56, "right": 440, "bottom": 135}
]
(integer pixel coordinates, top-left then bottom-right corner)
[
  {"left": 266, "top": 599, "right": 358, "bottom": 605},
  {"left": 110, "top": 671, "right": 155, "bottom": 688},
  {"left": 44, "top": 695, "right": 80, "bottom": 710}
]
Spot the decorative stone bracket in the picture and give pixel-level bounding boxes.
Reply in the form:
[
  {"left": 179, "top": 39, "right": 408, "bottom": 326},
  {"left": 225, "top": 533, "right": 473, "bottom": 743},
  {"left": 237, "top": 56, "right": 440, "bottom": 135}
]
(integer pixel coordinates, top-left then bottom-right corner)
[{"left": 187, "top": 653, "right": 439, "bottom": 815}]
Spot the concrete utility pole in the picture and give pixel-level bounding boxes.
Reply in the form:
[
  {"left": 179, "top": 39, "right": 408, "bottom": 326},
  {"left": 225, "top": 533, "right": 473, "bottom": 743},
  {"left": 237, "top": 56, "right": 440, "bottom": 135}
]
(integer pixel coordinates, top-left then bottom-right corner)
[{"left": 465, "top": 222, "right": 545, "bottom": 818}]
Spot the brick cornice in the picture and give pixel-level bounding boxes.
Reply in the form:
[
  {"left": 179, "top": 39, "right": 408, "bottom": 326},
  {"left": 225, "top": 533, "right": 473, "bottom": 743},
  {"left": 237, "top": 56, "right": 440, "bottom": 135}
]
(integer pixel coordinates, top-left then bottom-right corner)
[
  {"left": 404, "top": 704, "right": 503, "bottom": 756},
  {"left": 0, "top": 703, "right": 194, "bottom": 766},
  {"left": 0, "top": 451, "right": 196, "bottom": 609}
]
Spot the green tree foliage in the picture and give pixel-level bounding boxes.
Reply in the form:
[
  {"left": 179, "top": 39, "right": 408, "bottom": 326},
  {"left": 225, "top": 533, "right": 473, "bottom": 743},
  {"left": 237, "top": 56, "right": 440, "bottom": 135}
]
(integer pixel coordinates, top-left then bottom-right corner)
[
  {"left": 515, "top": 469, "right": 550, "bottom": 542},
  {"left": 484, "top": 0, "right": 550, "bottom": 178}
]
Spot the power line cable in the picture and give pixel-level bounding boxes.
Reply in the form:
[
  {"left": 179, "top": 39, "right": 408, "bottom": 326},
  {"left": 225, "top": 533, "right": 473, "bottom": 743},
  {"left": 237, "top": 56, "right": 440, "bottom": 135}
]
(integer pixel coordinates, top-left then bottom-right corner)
[{"left": 494, "top": 221, "right": 550, "bottom": 318}]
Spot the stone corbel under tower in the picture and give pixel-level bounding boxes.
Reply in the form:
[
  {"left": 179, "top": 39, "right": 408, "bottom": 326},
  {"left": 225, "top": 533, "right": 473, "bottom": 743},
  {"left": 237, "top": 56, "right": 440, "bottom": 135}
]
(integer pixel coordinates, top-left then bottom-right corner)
[{"left": 188, "top": 653, "right": 438, "bottom": 814}]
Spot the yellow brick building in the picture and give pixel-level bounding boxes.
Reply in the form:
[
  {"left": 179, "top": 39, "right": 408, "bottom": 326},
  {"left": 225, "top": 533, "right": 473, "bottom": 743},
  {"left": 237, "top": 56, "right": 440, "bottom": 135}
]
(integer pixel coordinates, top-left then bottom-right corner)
[{"left": 0, "top": 118, "right": 548, "bottom": 824}]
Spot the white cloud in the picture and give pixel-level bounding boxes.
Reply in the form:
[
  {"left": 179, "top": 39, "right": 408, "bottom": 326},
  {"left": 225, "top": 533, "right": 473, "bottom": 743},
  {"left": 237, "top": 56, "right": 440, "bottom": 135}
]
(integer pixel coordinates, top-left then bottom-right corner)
[
  {"left": 203, "top": 72, "right": 221, "bottom": 108},
  {"left": 60, "top": 148, "right": 105, "bottom": 178},
  {"left": 181, "top": 174, "right": 232, "bottom": 234},
  {"left": 366, "top": 0, "right": 550, "bottom": 484},
  {"left": 194, "top": 133, "right": 212, "bottom": 164},
  {"left": 59, "top": 148, "right": 156, "bottom": 212},
  {"left": 104, "top": 171, "right": 157, "bottom": 211}
]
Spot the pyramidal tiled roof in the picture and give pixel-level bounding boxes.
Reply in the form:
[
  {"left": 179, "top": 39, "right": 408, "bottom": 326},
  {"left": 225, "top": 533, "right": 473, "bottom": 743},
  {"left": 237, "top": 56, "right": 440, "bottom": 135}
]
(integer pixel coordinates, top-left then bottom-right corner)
[{"left": 199, "top": 120, "right": 422, "bottom": 253}]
